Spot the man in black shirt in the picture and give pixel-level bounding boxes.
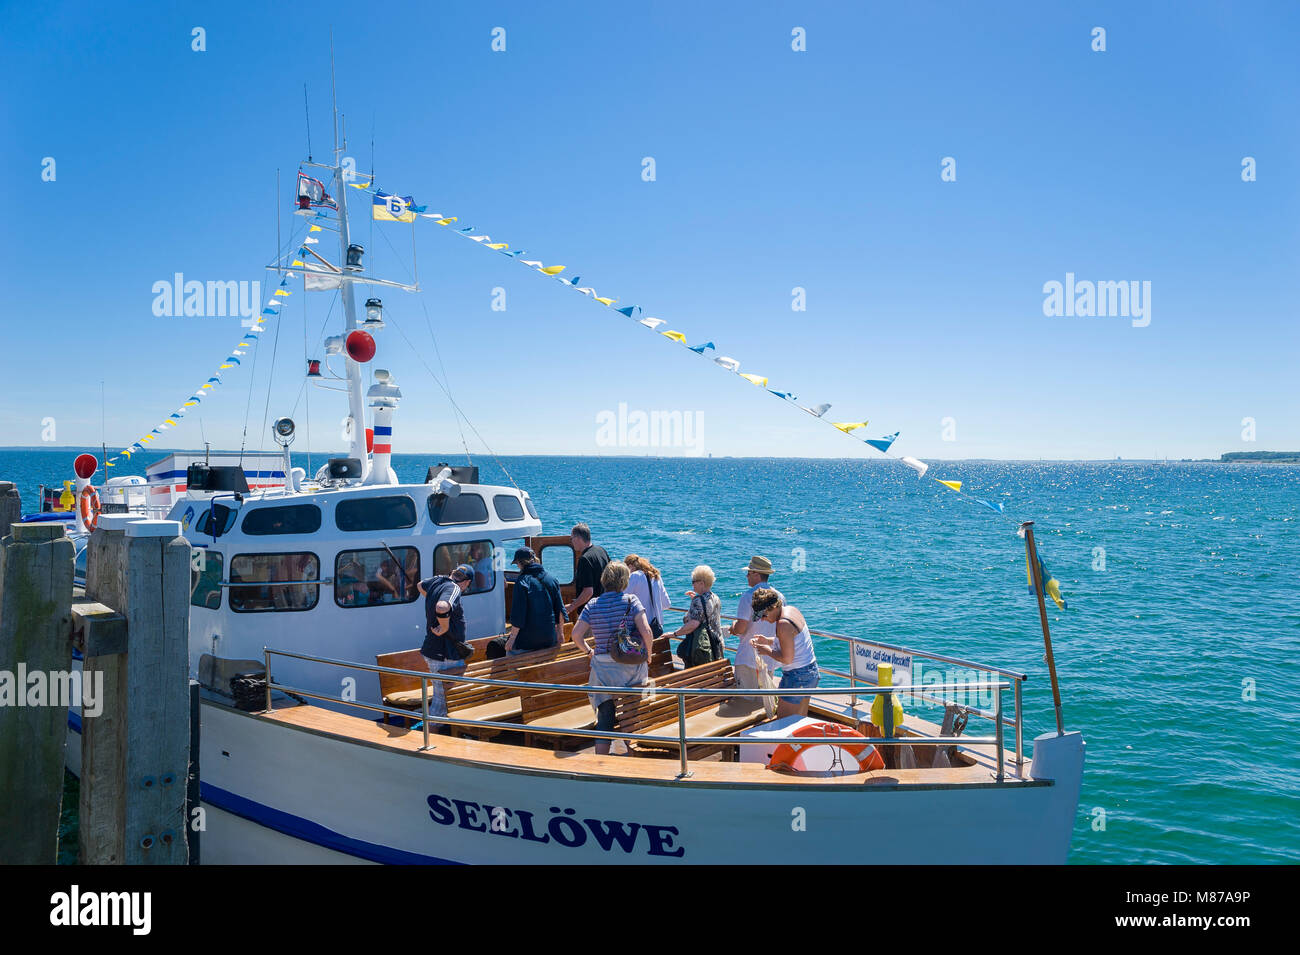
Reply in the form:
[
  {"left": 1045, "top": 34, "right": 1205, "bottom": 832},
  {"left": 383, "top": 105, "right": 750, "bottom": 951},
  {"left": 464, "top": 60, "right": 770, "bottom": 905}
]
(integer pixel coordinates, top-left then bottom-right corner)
[
  {"left": 565, "top": 522, "right": 609, "bottom": 618},
  {"left": 417, "top": 563, "right": 474, "bottom": 727}
]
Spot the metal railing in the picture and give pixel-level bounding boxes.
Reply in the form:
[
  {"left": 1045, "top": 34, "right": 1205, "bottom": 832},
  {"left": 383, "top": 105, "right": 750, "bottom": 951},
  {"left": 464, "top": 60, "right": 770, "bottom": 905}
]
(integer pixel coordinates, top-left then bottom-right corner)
[
  {"left": 666, "top": 606, "right": 1028, "bottom": 769},
  {"left": 262, "top": 647, "right": 1019, "bottom": 782}
]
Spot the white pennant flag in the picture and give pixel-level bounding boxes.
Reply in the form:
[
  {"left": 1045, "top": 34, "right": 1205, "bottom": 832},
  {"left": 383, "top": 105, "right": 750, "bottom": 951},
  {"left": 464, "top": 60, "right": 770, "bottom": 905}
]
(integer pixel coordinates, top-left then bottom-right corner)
[
  {"left": 714, "top": 356, "right": 740, "bottom": 372},
  {"left": 639, "top": 317, "right": 666, "bottom": 330},
  {"left": 901, "top": 456, "right": 929, "bottom": 478}
]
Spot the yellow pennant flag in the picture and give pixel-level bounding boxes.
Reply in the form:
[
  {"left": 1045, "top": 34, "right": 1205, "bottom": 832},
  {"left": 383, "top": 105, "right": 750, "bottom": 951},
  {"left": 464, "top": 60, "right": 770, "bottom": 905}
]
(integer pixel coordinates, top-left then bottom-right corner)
[
  {"left": 309, "top": 225, "right": 322, "bottom": 233},
  {"left": 540, "top": 265, "right": 566, "bottom": 275},
  {"left": 660, "top": 330, "right": 687, "bottom": 344},
  {"left": 348, "top": 181, "right": 371, "bottom": 189},
  {"left": 274, "top": 289, "right": 290, "bottom": 297},
  {"left": 220, "top": 363, "right": 234, "bottom": 369},
  {"left": 833, "top": 421, "right": 868, "bottom": 434},
  {"left": 595, "top": 296, "right": 617, "bottom": 306},
  {"left": 936, "top": 479, "right": 962, "bottom": 492},
  {"left": 486, "top": 243, "right": 508, "bottom": 250},
  {"left": 291, "top": 260, "right": 305, "bottom": 267},
  {"left": 739, "top": 373, "right": 768, "bottom": 387},
  {"left": 184, "top": 401, "right": 198, "bottom": 407},
  {"left": 436, "top": 217, "right": 457, "bottom": 225}
]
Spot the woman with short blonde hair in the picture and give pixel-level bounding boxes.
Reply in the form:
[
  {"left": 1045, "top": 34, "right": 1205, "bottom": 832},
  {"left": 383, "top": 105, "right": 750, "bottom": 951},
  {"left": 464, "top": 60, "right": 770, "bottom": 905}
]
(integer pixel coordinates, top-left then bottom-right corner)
[{"left": 672, "top": 564, "right": 722, "bottom": 668}]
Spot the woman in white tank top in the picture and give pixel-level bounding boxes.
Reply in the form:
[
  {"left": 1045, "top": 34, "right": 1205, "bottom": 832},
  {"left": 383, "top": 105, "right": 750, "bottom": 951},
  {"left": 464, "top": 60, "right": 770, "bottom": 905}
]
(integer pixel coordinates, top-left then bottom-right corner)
[{"left": 748, "top": 588, "right": 819, "bottom": 718}]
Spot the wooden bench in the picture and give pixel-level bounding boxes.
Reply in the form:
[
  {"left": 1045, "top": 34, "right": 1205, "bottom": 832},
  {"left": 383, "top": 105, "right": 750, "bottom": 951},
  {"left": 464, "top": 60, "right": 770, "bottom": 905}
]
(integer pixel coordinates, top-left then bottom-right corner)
[
  {"left": 444, "top": 644, "right": 583, "bottom": 729},
  {"left": 515, "top": 635, "right": 682, "bottom": 749},
  {"left": 614, "top": 658, "right": 765, "bottom": 760},
  {"left": 376, "top": 641, "right": 580, "bottom": 713}
]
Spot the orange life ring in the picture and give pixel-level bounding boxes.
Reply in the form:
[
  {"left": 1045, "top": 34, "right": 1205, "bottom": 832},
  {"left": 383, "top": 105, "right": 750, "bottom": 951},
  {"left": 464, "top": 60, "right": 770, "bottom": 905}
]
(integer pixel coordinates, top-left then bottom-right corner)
[
  {"left": 768, "top": 722, "right": 884, "bottom": 774},
  {"left": 79, "top": 486, "right": 101, "bottom": 531}
]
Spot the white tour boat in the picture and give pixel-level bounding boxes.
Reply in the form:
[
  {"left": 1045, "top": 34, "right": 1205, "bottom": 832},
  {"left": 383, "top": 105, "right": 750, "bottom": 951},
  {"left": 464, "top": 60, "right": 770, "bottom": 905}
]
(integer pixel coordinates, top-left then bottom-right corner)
[{"left": 46, "top": 83, "right": 1086, "bottom": 865}]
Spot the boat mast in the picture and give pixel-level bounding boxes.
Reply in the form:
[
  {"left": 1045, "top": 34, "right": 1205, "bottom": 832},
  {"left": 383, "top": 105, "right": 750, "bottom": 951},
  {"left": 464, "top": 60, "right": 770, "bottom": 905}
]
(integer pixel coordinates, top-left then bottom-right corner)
[
  {"left": 330, "top": 49, "right": 369, "bottom": 473},
  {"left": 1021, "top": 521, "right": 1065, "bottom": 736}
]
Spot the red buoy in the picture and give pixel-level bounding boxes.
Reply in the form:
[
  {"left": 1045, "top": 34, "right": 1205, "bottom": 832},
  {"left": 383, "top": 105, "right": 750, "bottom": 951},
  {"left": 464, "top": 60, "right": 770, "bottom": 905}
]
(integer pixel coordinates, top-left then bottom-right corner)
[
  {"left": 73, "top": 453, "right": 98, "bottom": 480},
  {"left": 365, "top": 428, "right": 374, "bottom": 453},
  {"left": 346, "top": 329, "right": 376, "bottom": 363}
]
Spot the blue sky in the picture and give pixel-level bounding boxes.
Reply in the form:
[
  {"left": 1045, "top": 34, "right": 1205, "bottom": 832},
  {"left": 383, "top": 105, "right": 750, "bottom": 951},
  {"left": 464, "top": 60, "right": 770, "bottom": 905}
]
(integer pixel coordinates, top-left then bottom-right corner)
[{"left": 2, "top": 1, "right": 1297, "bottom": 460}]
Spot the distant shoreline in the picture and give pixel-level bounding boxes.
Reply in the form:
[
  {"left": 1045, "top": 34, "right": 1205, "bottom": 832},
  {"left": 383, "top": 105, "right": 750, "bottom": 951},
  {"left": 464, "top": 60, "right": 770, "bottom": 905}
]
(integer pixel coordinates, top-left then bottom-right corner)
[{"left": 2, "top": 446, "right": 1298, "bottom": 464}]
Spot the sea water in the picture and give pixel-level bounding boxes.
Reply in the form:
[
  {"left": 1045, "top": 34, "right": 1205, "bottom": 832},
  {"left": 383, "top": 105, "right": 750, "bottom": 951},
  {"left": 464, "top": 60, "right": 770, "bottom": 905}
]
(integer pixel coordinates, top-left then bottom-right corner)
[{"left": 3, "top": 448, "right": 1296, "bottom": 864}]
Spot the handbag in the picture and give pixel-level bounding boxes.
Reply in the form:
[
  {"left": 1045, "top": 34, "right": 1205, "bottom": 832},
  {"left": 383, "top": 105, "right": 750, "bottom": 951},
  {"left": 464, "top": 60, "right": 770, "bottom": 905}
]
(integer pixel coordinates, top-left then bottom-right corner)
[{"left": 609, "top": 600, "right": 647, "bottom": 664}]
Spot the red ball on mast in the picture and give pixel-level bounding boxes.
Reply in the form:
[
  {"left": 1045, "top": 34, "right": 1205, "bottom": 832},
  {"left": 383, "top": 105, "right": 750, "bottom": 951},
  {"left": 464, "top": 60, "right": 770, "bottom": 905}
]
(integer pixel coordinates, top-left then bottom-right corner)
[
  {"left": 346, "top": 330, "right": 376, "bottom": 363},
  {"left": 73, "top": 454, "right": 98, "bottom": 480}
]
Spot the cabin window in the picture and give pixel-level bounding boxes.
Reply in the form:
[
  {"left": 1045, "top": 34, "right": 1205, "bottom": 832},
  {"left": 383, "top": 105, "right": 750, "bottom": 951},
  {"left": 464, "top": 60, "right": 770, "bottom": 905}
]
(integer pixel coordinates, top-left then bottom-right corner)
[
  {"left": 524, "top": 497, "right": 538, "bottom": 519},
  {"left": 191, "top": 550, "right": 223, "bottom": 610},
  {"left": 241, "top": 504, "right": 322, "bottom": 536},
  {"left": 427, "top": 492, "right": 488, "bottom": 526},
  {"left": 229, "top": 552, "right": 319, "bottom": 612},
  {"left": 335, "top": 495, "right": 417, "bottom": 532},
  {"left": 432, "top": 539, "right": 497, "bottom": 594},
  {"left": 335, "top": 547, "right": 420, "bottom": 608},
  {"left": 197, "top": 505, "right": 238, "bottom": 538},
  {"left": 492, "top": 494, "right": 524, "bottom": 522},
  {"left": 540, "top": 544, "right": 575, "bottom": 587}
]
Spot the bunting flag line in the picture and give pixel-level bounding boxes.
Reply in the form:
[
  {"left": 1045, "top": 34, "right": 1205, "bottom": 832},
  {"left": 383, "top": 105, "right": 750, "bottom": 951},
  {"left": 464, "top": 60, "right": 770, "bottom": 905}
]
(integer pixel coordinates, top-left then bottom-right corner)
[
  {"left": 329, "top": 191, "right": 1070, "bottom": 605},
  {"left": 101, "top": 209, "right": 327, "bottom": 468}
]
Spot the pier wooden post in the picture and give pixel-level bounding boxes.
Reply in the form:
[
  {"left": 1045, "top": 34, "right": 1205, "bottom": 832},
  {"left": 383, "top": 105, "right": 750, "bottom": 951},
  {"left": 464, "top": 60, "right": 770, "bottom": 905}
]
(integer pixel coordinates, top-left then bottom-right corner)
[
  {"left": 0, "top": 523, "right": 75, "bottom": 864},
  {"left": 0, "top": 482, "right": 20, "bottom": 539},
  {"left": 79, "top": 515, "right": 133, "bottom": 863},
  {"left": 121, "top": 520, "right": 191, "bottom": 864}
]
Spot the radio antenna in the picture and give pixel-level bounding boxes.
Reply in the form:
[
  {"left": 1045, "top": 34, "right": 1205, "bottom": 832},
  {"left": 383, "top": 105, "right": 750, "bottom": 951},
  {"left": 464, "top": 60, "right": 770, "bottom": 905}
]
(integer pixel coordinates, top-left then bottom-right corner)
[{"left": 303, "top": 83, "right": 312, "bottom": 162}]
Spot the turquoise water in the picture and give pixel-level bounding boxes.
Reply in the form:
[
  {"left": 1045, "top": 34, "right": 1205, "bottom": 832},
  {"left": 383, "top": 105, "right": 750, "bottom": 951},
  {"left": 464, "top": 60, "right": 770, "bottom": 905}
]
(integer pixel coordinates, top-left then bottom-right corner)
[{"left": 4, "top": 448, "right": 1298, "bottom": 864}]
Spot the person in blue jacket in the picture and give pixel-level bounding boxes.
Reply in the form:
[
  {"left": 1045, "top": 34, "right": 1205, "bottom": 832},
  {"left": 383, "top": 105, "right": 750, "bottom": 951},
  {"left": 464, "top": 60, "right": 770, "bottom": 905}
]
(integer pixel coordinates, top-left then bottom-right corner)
[{"left": 504, "top": 547, "right": 567, "bottom": 655}]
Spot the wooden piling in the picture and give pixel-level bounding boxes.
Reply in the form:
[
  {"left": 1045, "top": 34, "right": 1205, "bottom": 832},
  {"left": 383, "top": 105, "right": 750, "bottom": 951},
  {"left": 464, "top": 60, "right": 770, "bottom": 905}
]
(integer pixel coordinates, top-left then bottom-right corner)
[
  {"left": 121, "top": 519, "right": 191, "bottom": 864},
  {"left": 0, "top": 482, "right": 20, "bottom": 539},
  {"left": 0, "top": 522, "right": 75, "bottom": 864},
  {"left": 79, "top": 515, "right": 132, "bottom": 863}
]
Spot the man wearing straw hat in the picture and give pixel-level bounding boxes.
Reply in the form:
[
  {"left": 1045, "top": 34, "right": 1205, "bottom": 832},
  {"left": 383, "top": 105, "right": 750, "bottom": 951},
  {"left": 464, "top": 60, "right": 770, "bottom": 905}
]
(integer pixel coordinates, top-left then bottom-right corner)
[{"left": 730, "top": 556, "right": 783, "bottom": 711}]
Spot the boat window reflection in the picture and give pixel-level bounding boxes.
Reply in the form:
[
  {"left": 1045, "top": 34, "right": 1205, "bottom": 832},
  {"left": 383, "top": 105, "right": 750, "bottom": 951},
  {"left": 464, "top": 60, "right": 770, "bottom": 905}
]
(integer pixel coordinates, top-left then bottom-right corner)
[
  {"left": 492, "top": 494, "right": 524, "bottom": 522},
  {"left": 433, "top": 539, "right": 496, "bottom": 594},
  {"left": 427, "top": 492, "right": 488, "bottom": 525},
  {"left": 335, "top": 495, "right": 417, "bottom": 532},
  {"left": 191, "top": 550, "right": 223, "bottom": 610},
  {"left": 241, "top": 504, "right": 323, "bottom": 536},
  {"left": 230, "top": 552, "right": 320, "bottom": 612},
  {"left": 335, "top": 547, "right": 420, "bottom": 607}
]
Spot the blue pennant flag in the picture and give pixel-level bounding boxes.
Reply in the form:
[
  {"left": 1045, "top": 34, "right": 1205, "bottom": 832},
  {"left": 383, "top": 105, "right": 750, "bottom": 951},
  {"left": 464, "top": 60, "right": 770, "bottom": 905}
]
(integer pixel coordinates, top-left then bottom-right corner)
[
  {"left": 973, "top": 497, "right": 1005, "bottom": 514},
  {"left": 865, "top": 431, "right": 899, "bottom": 453},
  {"left": 768, "top": 390, "right": 797, "bottom": 401},
  {"left": 459, "top": 226, "right": 474, "bottom": 232},
  {"left": 616, "top": 306, "right": 640, "bottom": 317},
  {"left": 687, "top": 340, "right": 715, "bottom": 354}
]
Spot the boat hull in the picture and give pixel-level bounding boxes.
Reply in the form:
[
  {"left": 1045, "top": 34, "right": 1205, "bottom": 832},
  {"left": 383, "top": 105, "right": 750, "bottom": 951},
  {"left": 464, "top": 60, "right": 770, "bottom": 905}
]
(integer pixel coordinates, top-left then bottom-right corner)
[{"left": 194, "top": 703, "right": 1085, "bottom": 864}]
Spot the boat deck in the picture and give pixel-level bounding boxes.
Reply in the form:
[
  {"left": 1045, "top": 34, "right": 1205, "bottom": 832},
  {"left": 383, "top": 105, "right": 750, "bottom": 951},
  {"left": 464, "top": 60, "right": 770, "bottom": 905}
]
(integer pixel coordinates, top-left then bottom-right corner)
[{"left": 252, "top": 699, "right": 1043, "bottom": 790}]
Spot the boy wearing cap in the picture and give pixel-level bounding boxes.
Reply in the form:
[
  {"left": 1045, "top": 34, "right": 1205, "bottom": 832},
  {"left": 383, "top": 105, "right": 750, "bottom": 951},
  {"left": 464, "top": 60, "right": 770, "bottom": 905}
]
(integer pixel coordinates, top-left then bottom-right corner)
[
  {"left": 417, "top": 564, "right": 475, "bottom": 725},
  {"left": 505, "top": 547, "right": 568, "bottom": 654},
  {"left": 730, "top": 556, "right": 783, "bottom": 709}
]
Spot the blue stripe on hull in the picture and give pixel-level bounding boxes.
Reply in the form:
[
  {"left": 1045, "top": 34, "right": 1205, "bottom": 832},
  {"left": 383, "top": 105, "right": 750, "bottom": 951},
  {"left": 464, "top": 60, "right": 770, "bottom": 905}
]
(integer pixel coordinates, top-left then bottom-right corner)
[{"left": 200, "top": 783, "right": 462, "bottom": 865}]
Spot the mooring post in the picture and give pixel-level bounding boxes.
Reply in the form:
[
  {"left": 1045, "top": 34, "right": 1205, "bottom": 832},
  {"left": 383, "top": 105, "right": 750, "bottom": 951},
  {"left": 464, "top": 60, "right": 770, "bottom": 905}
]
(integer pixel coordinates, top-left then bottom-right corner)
[
  {"left": 0, "top": 482, "right": 20, "bottom": 539},
  {"left": 0, "top": 522, "right": 75, "bottom": 864},
  {"left": 121, "top": 519, "right": 191, "bottom": 864},
  {"left": 80, "top": 514, "right": 133, "bottom": 863}
]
